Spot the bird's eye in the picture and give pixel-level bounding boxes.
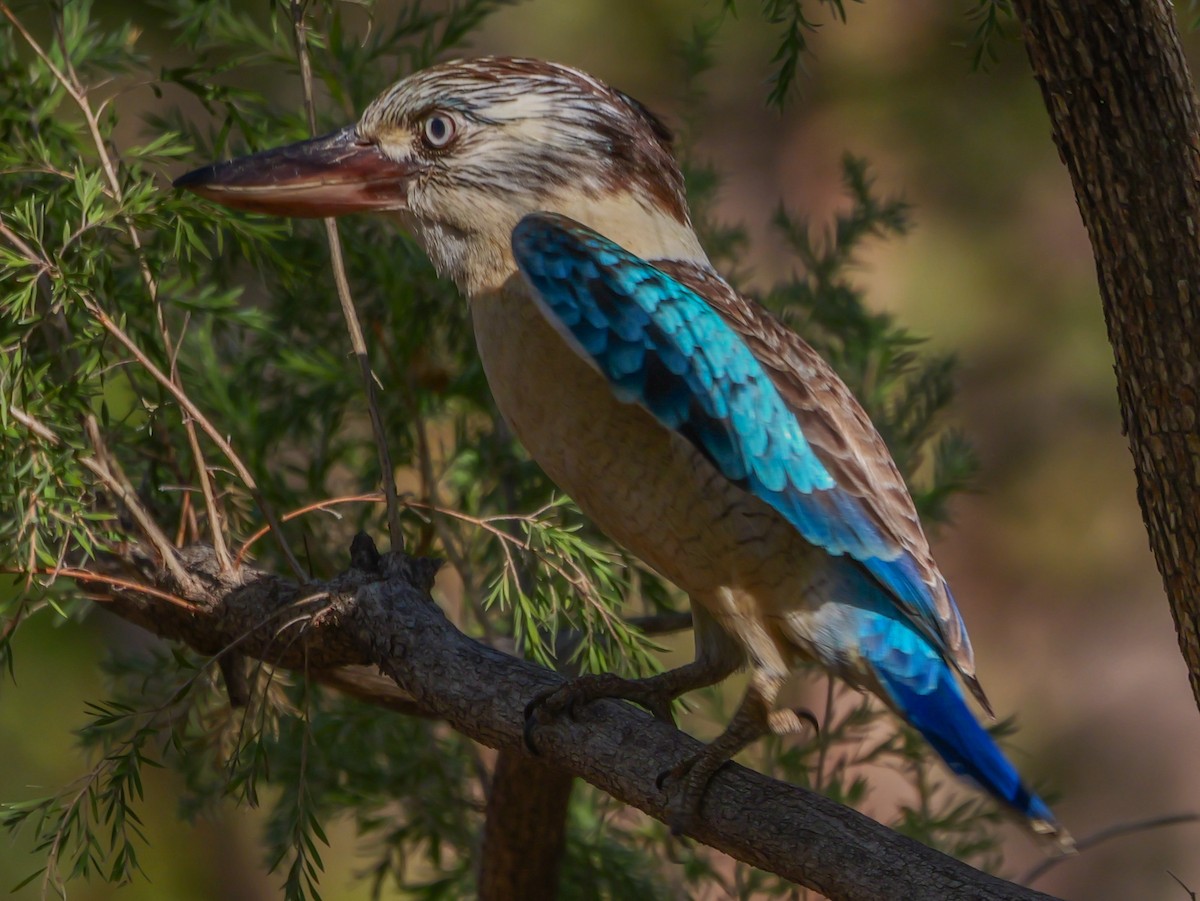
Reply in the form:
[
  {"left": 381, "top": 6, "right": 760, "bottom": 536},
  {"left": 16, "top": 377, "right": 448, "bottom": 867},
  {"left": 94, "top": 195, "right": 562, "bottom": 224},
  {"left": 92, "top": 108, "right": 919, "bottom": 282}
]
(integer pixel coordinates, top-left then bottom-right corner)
[{"left": 422, "top": 113, "right": 457, "bottom": 149}]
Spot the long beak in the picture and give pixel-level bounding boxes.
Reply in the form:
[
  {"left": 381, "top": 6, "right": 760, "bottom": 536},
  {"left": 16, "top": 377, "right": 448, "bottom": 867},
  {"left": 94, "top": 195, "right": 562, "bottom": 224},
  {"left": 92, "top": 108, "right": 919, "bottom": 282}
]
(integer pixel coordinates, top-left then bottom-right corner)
[{"left": 173, "top": 126, "right": 418, "bottom": 217}]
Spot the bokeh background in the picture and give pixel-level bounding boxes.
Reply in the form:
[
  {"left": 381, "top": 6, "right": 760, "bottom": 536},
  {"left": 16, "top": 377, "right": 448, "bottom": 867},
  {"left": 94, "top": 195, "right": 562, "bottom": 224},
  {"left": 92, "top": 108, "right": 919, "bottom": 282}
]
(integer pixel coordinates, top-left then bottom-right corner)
[{"left": 3, "top": 2, "right": 1199, "bottom": 898}]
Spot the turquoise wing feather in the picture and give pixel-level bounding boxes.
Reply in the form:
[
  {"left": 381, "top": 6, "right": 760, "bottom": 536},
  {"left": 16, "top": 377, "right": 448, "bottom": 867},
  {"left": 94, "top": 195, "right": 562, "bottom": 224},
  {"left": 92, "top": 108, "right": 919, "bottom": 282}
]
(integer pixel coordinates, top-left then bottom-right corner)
[{"left": 511, "top": 212, "right": 957, "bottom": 663}]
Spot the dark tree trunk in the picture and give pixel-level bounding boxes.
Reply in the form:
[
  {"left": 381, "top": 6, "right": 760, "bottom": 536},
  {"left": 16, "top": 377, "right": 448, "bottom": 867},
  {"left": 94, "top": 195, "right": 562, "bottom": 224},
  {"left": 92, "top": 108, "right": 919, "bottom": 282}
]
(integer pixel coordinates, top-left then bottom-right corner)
[
  {"left": 478, "top": 751, "right": 574, "bottom": 900},
  {"left": 1013, "top": 0, "right": 1200, "bottom": 709}
]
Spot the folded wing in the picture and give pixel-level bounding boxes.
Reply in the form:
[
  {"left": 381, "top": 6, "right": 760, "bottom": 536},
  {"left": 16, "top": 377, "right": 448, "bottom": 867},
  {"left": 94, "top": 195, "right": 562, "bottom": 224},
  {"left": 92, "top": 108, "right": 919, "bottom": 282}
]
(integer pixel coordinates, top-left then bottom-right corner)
[{"left": 511, "top": 212, "right": 987, "bottom": 710}]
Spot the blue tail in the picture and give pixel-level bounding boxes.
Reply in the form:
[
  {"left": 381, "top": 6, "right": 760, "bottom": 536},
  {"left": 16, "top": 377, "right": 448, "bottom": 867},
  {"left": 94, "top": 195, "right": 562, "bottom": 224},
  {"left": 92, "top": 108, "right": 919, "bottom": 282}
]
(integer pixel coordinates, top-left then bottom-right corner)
[
  {"left": 811, "top": 559, "right": 1071, "bottom": 848},
  {"left": 792, "top": 556, "right": 1073, "bottom": 847},
  {"left": 872, "top": 648, "right": 1068, "bottom": 845}
]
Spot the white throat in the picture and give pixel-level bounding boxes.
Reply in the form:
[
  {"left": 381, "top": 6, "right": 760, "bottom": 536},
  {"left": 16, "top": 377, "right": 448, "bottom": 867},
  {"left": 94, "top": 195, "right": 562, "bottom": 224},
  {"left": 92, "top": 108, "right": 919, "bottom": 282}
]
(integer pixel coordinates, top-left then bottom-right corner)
[{"left": 406, "top": 188, "right": 710, "bottom": 298}]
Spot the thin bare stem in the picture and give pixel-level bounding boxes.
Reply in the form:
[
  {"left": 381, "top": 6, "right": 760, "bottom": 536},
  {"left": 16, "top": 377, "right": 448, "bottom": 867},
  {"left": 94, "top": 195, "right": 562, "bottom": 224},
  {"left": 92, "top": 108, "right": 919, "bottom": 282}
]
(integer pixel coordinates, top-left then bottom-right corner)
[
  {"left": 289, "top": 0, "right": 404, "bottom": 550},
  {"left": 177, "top": 367, "right": 233, "bottom": 569},
  {"left": 1021, "top": 812, "right": 1199, "bottom": 886},
  {"left": 20, "top": 498, "right": 38, "bottom": 590},
  {"left": 0, "top": 217, "right": 48, "bottom": 270},
  {"left": 1167, "top": 870, "right": 1197, "bottom": 901},
  {"left": 9, "top": 403, "right": 59, "bottom": 444},
  {"left": 83, "top": 300, "right": 304, "bottom": 578},
  {"left": 3, "top": 567, "right": 199, "bottom": 612},
  {"left": 411, "top": 403, "right": 494, "bottom": 638},
  {"left": 175, "top": 489, "right": 199, "bottom": 546},
  {"left": 235, "top": 492, "right": 386, "bottom": 566}
]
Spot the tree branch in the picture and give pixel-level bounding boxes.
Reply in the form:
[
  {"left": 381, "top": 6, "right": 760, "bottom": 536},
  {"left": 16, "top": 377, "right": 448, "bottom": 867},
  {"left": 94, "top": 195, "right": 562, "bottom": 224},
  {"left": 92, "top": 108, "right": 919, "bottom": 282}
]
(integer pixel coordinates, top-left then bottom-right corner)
[{"left": 85, "top": 541, "right": 1057, "bottom": 901}]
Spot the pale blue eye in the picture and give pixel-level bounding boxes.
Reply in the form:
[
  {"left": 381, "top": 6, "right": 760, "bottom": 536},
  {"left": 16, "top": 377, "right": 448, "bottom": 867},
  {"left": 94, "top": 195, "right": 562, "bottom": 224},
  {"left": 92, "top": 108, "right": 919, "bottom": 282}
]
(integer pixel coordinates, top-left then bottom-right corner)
[{"left": 423, "top": 114, "right": 456, "bottom": 148}]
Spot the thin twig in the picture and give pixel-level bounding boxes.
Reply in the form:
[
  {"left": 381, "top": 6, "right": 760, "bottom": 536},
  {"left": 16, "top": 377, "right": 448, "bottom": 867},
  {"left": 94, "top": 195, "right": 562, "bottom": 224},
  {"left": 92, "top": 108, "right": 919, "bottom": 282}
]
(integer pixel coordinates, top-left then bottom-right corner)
[
  {"left": 289, "top": 0, "right": 405, "bottom": 550},
  {"left": 83, "top": 301, "right": 304, "bottom": 578},
  {"left": 1167, "top": 870, "right": 1197, "bottom": 901},
  {"left": 2, "top": 567, "right": 199, "bottom": 612},
  {"left": 175, "top": 490, "right": 195, "bottom": 546},
  {"left": 235, "top": 492, "right": 386, "bottom": 566},
  {"left": 0, "top": 598, "right": 34, "bottom": 645},
  {"left": 9, "top": 403, "right": 59, "bottom": 444},
  {"left": 1021, "top": 812, "right": 1199, "bottom": 886},
  {"left": 79, "top": 458, "right": 186, "bottom": 581},
  {"left": 411, "top": 401, "right": 494, "bottom": 637},
  {"left": 20, "top": 497, "right": 38, "bottom": 590},
  {"left": 81, "top": 412, "right": 196, "bottom": 586},
  {"left": 0, "top": 217, "right": 48, "bottom": 270},
  {"left": 175, "top": 360, "right": 233, "bottom": 569}
]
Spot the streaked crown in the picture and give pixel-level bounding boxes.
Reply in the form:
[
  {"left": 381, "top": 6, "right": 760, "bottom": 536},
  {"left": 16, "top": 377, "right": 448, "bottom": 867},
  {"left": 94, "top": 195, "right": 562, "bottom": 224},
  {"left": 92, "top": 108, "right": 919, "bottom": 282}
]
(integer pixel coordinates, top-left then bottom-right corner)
[
  {"left": 360, "top": 57, "right": 688, "bottom": 221},
  {"left": 357, "top": 57, "right": 706, "bottom": 293}
]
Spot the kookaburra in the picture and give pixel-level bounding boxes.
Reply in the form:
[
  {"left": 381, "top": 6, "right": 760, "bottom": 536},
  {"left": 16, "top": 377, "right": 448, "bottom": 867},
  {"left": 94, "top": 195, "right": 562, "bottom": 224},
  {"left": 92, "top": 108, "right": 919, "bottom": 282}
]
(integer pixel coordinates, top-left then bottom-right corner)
[{"left": 176, "top": 56, "right": 1069, "bottom": 848}]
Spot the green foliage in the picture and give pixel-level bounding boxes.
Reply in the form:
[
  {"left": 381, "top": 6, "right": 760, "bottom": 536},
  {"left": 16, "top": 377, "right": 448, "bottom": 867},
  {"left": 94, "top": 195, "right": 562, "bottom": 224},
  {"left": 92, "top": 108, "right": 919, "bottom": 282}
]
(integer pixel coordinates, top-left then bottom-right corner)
[
  {"left": 0, "top": 2, "right": 1031, "bottom": 899},
  {"left": 719, "top": 0, "right": 851, "bottom": 108},
  {"left": 480, "top": 498, "right": 666, "bottom": 674},
  {"left": 965, "top": 0, "right": 1016, "bottom": 70},
  {"left": 0, "top": 651, "right": 202, "bottom": 895}
]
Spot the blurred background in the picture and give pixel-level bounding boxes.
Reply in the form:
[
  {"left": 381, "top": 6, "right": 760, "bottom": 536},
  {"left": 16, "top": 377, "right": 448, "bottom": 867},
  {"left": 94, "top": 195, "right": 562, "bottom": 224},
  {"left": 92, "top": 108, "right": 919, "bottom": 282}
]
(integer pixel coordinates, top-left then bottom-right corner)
[{"left": 3, "top": 1, "right": 1198, "bottom": 898}]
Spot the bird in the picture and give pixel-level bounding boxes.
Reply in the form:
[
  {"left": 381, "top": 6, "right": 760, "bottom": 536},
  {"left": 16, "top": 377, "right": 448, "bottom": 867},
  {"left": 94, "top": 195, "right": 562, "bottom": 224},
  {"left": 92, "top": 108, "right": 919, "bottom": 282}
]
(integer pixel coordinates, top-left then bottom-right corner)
[{"left": 175, "top": 55, "right": 1071, "bottom": 849}]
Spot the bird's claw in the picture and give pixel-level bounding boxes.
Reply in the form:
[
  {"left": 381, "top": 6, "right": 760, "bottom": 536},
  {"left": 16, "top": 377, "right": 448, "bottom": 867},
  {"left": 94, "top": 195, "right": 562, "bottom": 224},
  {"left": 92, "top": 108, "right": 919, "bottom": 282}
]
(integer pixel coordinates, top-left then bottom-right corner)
[
  {"left": 768, "top": 705, "right": 820, "bottom": 738},
  {"left": 655, "top": 755, "right": 693, "bottom": 793},
  {"left": 652, "top": 705, "right": 818, "bottom": 835},
  {"left": 654, "top": 751, "right": 717, "bottom": 836},
  {"left": 522, "top": 685, "right": 564, "bottom": 755},
  {"left": 523, "top": 680, "right": 605, "bottom": 754},
  {"left": 644, "top": 696, "right": 676, "bottom": 725},
  {"left": 524, "top": 673, "right": 683, "bottom": 755}
]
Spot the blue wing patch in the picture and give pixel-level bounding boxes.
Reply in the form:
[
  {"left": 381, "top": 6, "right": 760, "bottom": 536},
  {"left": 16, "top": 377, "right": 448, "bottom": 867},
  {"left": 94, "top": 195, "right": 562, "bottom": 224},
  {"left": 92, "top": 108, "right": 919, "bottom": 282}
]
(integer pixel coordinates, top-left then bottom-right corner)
[{"left": 512, "top": 213, "right": 943, "bottom": 626}]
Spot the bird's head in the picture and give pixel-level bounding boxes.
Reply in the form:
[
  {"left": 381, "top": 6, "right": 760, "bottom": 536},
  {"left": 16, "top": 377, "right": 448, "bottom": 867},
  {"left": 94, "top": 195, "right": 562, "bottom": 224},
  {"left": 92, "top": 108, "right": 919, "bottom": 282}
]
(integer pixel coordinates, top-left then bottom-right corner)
[{"left": 176, "top": 57, "right": 707, "bottom": 296}]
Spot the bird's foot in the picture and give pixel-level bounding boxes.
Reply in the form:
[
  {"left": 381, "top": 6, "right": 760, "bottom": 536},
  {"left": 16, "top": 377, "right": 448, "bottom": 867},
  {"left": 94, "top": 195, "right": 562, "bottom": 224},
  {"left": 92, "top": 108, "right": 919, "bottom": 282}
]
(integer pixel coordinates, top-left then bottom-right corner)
[
  {"left": 523, "top": 672, "right": 680, "bottom": 754},
  {"left": 655, "top": 747, "right": 720, "bottom": 836},
  {"left": 655, "top": 705, "right": 818, "bottom": 835}
]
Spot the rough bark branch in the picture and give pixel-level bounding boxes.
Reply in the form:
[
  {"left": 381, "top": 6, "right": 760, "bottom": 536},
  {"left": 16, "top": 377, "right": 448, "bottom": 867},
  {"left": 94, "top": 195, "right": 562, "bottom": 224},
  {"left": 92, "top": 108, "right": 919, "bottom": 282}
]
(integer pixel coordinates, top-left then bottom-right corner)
[
  {"left": 90, "top": 542, "right": 1056, "bottom": 901},
  {"left": 1012, "top": 1, "right": 1200, "bottom": 708}
]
